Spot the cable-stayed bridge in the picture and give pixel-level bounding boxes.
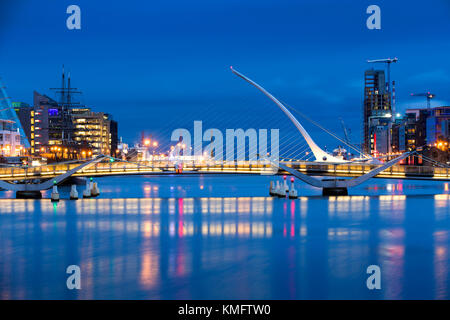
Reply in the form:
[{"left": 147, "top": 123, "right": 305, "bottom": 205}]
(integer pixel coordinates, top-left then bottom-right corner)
[
  {"left": 0, "top": 68, "right": 448, "bottom": 198},
  {"left": 0, "top": 152, "right": 448, "bottom": 197}
]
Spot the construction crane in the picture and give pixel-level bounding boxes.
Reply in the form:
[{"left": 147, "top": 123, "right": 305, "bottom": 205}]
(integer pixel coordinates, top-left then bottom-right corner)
[
  {"left": 339, "top": 117, "right": 351, "bottom": 144},
  {"left": 367, "top": 57, "right": 398, "bottom": 113},
  {"left": 367, "top": 57, "right": 398, "bottom": 91},
  {"left": 410, "top": 92, "right": 435, "bottom": 109}
]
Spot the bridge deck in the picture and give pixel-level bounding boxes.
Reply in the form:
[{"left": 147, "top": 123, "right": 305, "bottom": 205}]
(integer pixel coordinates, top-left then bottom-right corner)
[{"left": 0, "top": 161, "right": 448, "bottom": 182}]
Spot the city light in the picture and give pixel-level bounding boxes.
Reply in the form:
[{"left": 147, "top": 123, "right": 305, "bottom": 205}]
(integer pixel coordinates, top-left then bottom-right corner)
[
  {"left": 435, "top": 141, "right": 448, "bottom": 152},
  {"left": 2, "top": 2, "right": 450, "bottom": 303}
]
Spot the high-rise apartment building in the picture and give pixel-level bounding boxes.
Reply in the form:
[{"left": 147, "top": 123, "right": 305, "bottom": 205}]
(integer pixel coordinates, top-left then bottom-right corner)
[{"left": 363, "top": 69, "right": 392, "bottom": 155}]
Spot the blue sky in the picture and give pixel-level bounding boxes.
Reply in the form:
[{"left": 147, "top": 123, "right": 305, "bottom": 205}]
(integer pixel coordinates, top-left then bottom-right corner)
[{"left": 1, "top": 0, "right": 450, "bottom": 149}]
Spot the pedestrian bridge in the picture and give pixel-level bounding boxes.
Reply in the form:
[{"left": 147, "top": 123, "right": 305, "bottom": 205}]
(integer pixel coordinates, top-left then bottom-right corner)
[
  {"left": 0, "top": 156, "right": 448, "bottom": 182},
  {"left": 1, "top": 68, "right": 449, "bottom": 197}
]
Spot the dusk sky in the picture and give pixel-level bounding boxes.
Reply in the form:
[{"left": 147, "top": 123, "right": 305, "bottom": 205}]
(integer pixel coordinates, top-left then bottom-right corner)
[{"left": 1, "top": 0, "right": 450, "bottom": 151}]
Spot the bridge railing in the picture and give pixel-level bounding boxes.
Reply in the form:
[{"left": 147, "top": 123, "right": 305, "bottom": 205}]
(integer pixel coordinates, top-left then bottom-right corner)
[
  {"left": 0, "top": 159, "right": 448, "bottom": 181},
  {"left": 281, "top": 161, "right": 449, "bottom": 179}
]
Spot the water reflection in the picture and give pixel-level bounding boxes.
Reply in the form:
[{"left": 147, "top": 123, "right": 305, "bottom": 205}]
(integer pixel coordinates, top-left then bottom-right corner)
[
  {"left": 0, "top": 194, "right": 449, "bottom": 299},
  {"left": 434, "top": 230, "right": 449, "bottom": 299}
]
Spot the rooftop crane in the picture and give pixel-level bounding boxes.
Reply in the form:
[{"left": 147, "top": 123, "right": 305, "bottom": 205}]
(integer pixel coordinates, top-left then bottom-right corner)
[{"left": 410, "top": 92, "right": 435, "bottom": 109}]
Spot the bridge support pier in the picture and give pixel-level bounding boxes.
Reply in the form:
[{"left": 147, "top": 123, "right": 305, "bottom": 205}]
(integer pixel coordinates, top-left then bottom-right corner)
[
  {"left": 16, "top": 191, "right": 42, "bottom": 199},
  {"left": 322, "top": 187, "right": 348, "bottom": 196}
]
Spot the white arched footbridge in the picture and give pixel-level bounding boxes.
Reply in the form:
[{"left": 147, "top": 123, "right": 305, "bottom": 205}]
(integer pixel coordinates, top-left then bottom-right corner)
[
  {"left": 230, "top": 67, "right": 412, "bottom": 195},
  {"left": 0, "top": 68, "right": 444, "bottom": 198}
]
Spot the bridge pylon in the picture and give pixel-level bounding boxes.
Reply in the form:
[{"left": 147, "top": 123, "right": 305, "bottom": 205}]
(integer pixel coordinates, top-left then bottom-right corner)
[{"left": 321, "top": 179, "right": 349, "bottom": 196}]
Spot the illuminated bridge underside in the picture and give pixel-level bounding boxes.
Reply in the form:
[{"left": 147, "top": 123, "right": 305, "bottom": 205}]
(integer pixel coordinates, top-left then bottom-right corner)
[{"left": 0, "top": 155, "right": 448, "bottom": 193}]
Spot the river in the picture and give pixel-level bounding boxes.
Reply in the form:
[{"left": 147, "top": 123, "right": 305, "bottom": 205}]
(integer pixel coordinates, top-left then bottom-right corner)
[{"left": 0, "top": 174, "right": 449, "bottom": 299}]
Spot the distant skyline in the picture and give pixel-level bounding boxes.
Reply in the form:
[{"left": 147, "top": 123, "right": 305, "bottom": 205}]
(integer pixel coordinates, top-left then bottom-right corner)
[{"left": 1, "top": 0, "right": 450, "bottom": 147}]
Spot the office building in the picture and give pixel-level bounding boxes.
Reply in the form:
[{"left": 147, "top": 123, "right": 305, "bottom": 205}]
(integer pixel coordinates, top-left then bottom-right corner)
[
  {"left": 72, "top": 108, "right": 117, "bottom": 156},
  {"left": 426, "top": 106, "right": 450, "bottom": 145},
  {"left": 0, "top": 119, "right": 23, "bottom": 156},
  {"left": 13, "top": 102, "right": 33, "bottom": 145},
  {"left": 14, "top": 69, "right": 119, "bottom": 160}
]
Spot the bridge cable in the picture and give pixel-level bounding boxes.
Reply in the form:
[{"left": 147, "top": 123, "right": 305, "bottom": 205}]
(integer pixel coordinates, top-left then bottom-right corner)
[{"left": 279, "top": 99, "right": 371, "bottom": 159}]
